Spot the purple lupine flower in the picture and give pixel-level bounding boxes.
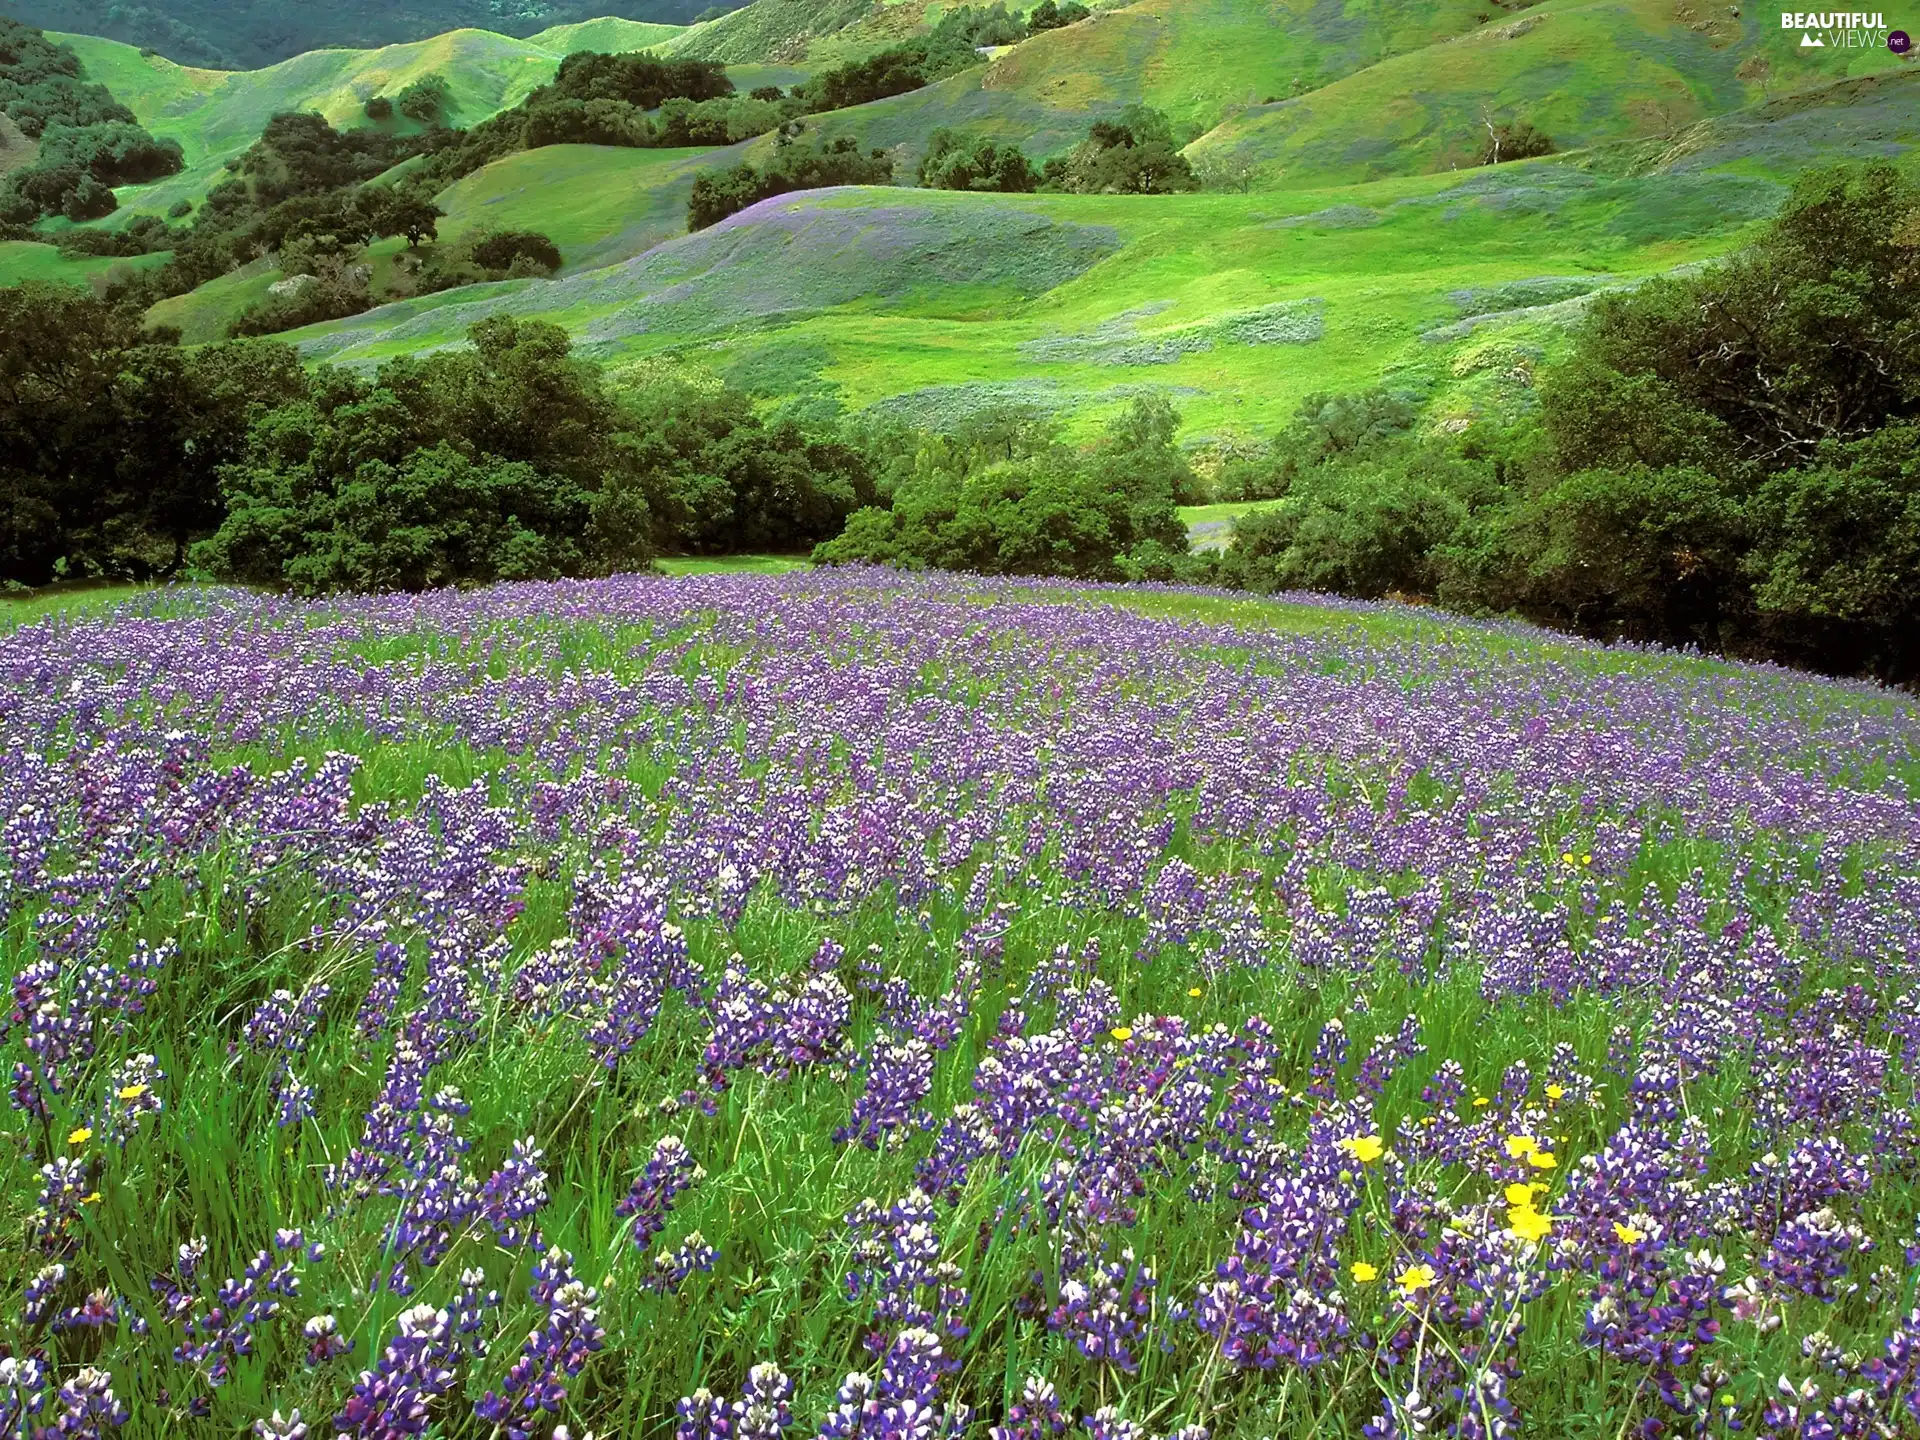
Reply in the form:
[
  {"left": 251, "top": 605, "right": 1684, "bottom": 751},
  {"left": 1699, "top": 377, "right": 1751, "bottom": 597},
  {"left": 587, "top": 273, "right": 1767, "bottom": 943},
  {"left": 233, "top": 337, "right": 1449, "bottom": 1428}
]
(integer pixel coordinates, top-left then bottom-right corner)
[
  {"left": 1047, "top": 1249, "right": 1156, "bottom": 1374},
  {"left": 732, "top": 1363, "right": 794, "bottom": 1440},
  {"left": 676, "top": 1388, "right": 729, "bottom": 1440},
  {"left": 990, "top": 1375, "right": 1067, "bottom": 1440},
  {"left": 23, "top": 1263, "right": 66, "bottom": 1326},
  {"left": 1764, "top": 1208, "right": 1873, "bottom": 1302},
  {"left": 616, "top": 1135, "right": 704, "bottom": 1248},
  {"left": 304, "top": 1313, "right": 354, "bottom": 1367},
  {"left": 817, "top": 1328, "right": 967, "bottom": 1440},
  {"left": 51, "top": 1366, "right": 127, "bottom": 1436},
  {"left": 837, "top": 1035, "right": 935, "bottom": 1150},
  {"left": 480, "top": 1137, "right": 549, "bottom": 1246},
  {"left": 333, "top": 1302, "right": 461, "bottom": 1438},
  {"left": 646, "top": 1232, "right": 719, "bottom": 1293},
  {"left": 474, "top": 1264, "right": 606, "bottom": 1440}
]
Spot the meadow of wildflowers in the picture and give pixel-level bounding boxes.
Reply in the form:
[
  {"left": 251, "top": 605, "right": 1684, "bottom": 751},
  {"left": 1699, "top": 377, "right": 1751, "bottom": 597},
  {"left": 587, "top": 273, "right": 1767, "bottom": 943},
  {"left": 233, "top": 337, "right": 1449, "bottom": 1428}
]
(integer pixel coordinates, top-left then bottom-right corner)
[{"left": 4, "top": 569, "right": 1920, "bottom": 1440}]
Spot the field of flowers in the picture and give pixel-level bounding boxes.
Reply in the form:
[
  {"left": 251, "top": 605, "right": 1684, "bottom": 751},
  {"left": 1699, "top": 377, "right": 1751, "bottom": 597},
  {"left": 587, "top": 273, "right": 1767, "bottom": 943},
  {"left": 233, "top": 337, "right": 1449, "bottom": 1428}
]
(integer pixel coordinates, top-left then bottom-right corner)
[{"left": 4, "top": 570, "right": 1920, "bottom": 1440}]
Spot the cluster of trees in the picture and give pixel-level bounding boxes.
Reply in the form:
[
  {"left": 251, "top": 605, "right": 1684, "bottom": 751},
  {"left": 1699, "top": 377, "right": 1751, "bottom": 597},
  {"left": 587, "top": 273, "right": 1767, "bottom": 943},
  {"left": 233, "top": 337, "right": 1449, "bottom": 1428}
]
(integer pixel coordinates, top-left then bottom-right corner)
[
  {"left": 0, "top": 19, "right": 182, "bottom": 223},
  {"left": 911, "top": 107, "right": 1203, "bottom": 198},
  {"left": 364, "top": 74, "right": 452, "bottom": 126},
  {"left": 693, "top": 103, "right": 1200, "bottom": 224},
  {"left": 917, "top": 129, "right": 1038, "bottom": 192},
  {"left": 1212, "top": 163, "right": 1920, "bottom": 680},
  {"left": 1025, "top": 0, "right": 1092, "bottom": 29},
  {"left": 98, "top": 112, "right": 453, "bottom": 299},
  {"left": 0, "top": 284, "right": 302, "bottom": 581},
  {"left": 815, "top": 396, "right": 1201, "bottom": 580},
  {"left": 688, "top": 126, "right": 892, "bottom": 229},
  {"left": 1039, "top": 105, "right": 1199, "bottom": 194},
  {"left": 78, "top": 109, "right": 569, "bottom": 336},
  {"left": 0, "top": 284, "right": 875, "bottom": 591}
]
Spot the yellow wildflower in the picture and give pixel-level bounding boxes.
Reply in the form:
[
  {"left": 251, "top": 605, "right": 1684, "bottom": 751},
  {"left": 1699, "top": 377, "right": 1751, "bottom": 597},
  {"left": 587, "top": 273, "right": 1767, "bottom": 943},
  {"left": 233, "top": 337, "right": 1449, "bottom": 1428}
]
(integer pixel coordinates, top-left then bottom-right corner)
[
  {"left": 1503, "top": 1134, "right": 1538, "bottom": 1159},
  {"left": 1110, "top": 1026, "right": 1133, "bottom": 1042},
  {"left": 1507, "top": 1205, "right": 1553, "bottom": 1243},
  {"left": 1351, "top": 1261, "right": 1379, "bottom": 1283},
  {"left": 1503, "top": 1182, "right": 1536, "bottom": 1207},
  {"left": 67, "top": 1126, "right": 92, "bottom": 1146},
  {"left": 1398, "top": 1264, "right": 1437, "bottom": 1295},
  {"left": 1337, "top": 1135, "right": 1385, "bottom": 1165},
  {"left": 81, "top": 1191, "right": 101, "bottom": 1205},
  {"left": 1472, "top": 1096, "right": 1490, "bottom": 1107},
  {"left": 1187, "top": 987, "right": 1203, "bottom": 998},
  {"left": 1526, "top": 1150, "right": 1557, "bottom": 1171},
  {"left": 1545, "top": 1084, "right": 1565, "bottom": 1102},
  {"left": 1613, "top": 1222, "right": 1645, "bottom": 1245},
  {"left": 117, "top": 1084, "right": 148, "bottom": 1101}
]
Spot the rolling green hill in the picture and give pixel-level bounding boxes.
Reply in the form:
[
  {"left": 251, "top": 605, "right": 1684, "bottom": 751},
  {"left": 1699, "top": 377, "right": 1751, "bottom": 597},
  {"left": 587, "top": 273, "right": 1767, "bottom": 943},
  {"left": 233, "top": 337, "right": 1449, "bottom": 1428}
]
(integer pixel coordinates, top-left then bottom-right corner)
[
  {"left": 1184, "top": 0, "right": 1909, "bottom": 185},
  {"left": 12, "top": 0, "right": 1915, "bottom": 448},
  {"left": 272, "top": 62, "right": 1915, "bottom": 441},
  {"left": 44, "top": 25, "right": 691, "bottom": 227},
  {"left": 3, "top": 0, "right": 722, "bottom": 70}
]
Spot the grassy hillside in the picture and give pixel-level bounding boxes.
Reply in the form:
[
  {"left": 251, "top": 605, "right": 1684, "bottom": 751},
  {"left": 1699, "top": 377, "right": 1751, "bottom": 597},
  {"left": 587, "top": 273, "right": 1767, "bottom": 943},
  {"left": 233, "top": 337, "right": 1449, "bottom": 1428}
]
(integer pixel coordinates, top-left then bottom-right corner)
[
  {"left": 968, "top": 0, "right": 1490, "bottom": 135},
  {"left": 1184, "top": 0, "right": 1910, "bottom": 185},
  {"left": 662, "top": 0, "right": 909, "bottom": 63},
  {"left": 433, "top": 142, "right": 730, "bottom": 270},
  {"left": 39, "top": 23, "right": 775, "bottom": 231},
  {"left": 5, "top": 0, "right": 718, "bottom": 70},
  {"left": 0, "top": 240, "right": 169, "bottom": 288},
  {"left": 522, "top": 16, "right": 702, "bottom": 51},
  {"left": 272, "top": 65, "right": 1916, "bottom": 441}
]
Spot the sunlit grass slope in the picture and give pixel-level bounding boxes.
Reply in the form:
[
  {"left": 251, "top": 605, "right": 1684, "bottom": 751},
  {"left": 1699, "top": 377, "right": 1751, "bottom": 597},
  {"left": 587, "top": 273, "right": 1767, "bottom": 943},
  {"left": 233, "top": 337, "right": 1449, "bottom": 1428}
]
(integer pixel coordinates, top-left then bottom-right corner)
[
  {"left": 45, "top": 23, "right": 716, "bottom": 228},
  {"left": 280, "top": 65, "right": 1917, "bottom": 440},
  {"left": 0, "top": 239, "right": 169, "bottom": 289},
  {"left": 1184, "top": 0, "right": 1911, "bottom": 185},
  {"left": 970, "top": 0, "right": 1490, "bottom": 135},
  {"left": 431, "top": 143, "right": 731, "bottom": 272}
]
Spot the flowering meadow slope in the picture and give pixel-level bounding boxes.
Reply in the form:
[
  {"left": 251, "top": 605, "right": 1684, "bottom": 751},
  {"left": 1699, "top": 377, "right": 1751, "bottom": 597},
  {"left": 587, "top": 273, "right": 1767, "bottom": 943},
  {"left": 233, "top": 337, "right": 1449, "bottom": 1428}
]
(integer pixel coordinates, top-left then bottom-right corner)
[{"left": 4, "top": 573, "right": 1920, "bottom": 1439}]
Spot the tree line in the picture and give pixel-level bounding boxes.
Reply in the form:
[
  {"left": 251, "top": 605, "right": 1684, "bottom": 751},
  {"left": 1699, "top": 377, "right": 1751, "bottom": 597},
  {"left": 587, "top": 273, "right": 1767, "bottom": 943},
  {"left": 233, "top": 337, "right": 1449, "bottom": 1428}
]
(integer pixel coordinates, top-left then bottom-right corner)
[
  {"left": 5, "top": 161, "right": 1912, "bottom": 682},
  {"left": 687, "top": 103, "right": 1202, "bottom": 230},
  {"left": 1199, "top": 163, "right": 1920, "bottom": 681},
  {"left": 0, "top": 286, "right": 875, "bottom": 591}
]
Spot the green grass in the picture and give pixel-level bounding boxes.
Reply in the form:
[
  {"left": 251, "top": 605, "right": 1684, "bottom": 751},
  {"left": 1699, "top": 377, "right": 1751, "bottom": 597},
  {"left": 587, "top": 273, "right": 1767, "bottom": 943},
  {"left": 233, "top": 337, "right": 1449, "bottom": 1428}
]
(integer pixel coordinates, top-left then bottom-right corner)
[
  {"left": 7, "top": 575, "right": 1916, "bottom": 1439},
  {"left": 0, "top": 239, "right": 170, "bottom": 290},
  {"left": 282, "top": 143, "right": 1793, "bottom": 436},
  {"left": 252, "top": 45, "right": 1914, "bottom": 439},
  {"left": 432, "top": 143, "right": 729, "bottom": 273},
  {"left": 0, "top": 582, "right": 153, "bottom": 624},
  {"left": 656, "top": 553, "right": 815, "bottom": 574},
  {"left": 44, "top": 22, "right": 751, "bottom": 230},
  {"left": 1184, "top": 0, "right": 1910, "bottom": 186}
]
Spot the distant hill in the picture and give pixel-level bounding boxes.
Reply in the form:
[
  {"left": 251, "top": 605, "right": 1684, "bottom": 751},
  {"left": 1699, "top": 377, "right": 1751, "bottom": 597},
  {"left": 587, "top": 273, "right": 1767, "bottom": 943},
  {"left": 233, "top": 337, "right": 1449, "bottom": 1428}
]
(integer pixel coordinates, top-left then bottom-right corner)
[
  {"left": 273, "top": 67, "right": 1919, "bottom": 438},
  {"left": 43, "top": 22, "right": 738, "bottom": 227},
  {"left": 10, "top": 0, "right": 1914, "bottom": 443},
  {"left": 1184, "top": 0, "right": 1909, "bottom": 186},
  {"left": 0, "top": 0, "right": 734, "bottom": 70}
]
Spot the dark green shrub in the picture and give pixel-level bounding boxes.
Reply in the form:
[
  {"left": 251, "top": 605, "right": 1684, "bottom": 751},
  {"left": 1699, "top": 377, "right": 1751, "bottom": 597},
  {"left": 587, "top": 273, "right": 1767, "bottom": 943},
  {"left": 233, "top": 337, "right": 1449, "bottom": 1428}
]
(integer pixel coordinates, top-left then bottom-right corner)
[{"left": 918, "top": 129, "right": 1037, "bottom": 192}]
